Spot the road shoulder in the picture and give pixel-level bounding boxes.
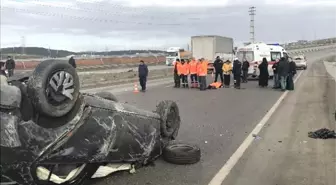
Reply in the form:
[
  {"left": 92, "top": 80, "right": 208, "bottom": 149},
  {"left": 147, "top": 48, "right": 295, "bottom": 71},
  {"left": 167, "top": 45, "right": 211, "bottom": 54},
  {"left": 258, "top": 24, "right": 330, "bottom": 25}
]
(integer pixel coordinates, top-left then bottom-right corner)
[{"left": 222, "top": 60, "right": 336, "bottom": 185}]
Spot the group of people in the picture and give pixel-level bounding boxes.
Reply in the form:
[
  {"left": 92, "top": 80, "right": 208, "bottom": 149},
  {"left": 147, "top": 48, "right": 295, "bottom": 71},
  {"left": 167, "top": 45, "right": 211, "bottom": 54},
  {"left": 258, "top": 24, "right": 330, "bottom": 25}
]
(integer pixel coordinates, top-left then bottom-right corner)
[
  {"left": 271, "top": 57, "right": 297, "bottom": 91},
  {"left": 171, "top": 55, "right": 297, "bottom": 91},
  {"left": 172, "top": 57, "right": 245, "bottom": 91},
  {"left": 0, "top": 56, "right": 16, "bottom": 77},
  {"left": 173, "top": 58, "right": 209, "bottom": 91}
]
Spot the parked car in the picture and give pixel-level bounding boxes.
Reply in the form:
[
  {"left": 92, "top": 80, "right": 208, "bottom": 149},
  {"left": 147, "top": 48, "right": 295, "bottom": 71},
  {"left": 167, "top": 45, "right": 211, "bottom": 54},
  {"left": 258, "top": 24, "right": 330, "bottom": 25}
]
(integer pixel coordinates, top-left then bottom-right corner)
[
  {"left": 0, "top": 59, "right": 201, "bottom": 185},
  {"left": 293, "top": 55, "right": 307, "bottom": 70}
]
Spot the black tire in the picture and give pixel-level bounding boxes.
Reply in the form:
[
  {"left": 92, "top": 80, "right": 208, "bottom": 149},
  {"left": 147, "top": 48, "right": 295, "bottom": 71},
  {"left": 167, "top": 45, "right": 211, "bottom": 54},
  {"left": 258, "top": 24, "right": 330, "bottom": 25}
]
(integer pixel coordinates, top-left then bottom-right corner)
[
  {"left": 162, "top": 142, "right": 201, "bottom": 165},
  {"left": 27, "top": 59, "right": 80, "bottom": 117},
  {"left": 155, "top": 100, "right": 181, "bottom": 140},
  {"left": 32, "top": 163, "right": 99, "bottom": 185},
  {"left": 269, "top": 75, "right": 273, "bottom": 79},
  {"left": 95, "top": 92, "right": 118, "bottom": 102}
]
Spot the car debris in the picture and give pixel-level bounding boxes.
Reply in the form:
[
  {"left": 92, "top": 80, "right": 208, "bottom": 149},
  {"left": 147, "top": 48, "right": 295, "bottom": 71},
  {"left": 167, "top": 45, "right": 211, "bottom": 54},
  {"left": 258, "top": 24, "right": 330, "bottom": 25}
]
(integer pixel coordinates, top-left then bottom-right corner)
[
  {"left": 0, "top": 59, "right": 200, "bottom": 185},
  {"left": 308, "top": 128, "right": 336, "bottom": 139}
]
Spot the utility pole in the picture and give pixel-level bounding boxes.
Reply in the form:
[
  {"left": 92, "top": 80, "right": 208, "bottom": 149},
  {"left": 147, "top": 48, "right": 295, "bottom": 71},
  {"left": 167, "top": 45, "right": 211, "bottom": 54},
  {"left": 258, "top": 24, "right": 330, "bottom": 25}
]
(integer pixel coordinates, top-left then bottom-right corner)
[
  {"left": 21, "top": 36, "right": 25, "bottom": 55},
  {"left": 248, "top": 6, "right": 256, "bottom": 44}
]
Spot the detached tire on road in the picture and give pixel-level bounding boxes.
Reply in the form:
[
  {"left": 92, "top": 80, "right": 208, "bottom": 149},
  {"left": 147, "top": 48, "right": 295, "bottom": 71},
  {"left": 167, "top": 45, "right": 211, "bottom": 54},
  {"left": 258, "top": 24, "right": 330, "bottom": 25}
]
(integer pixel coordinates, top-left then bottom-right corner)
[
  {"left": 27, "top": 59, "right": 80, "bottom": 117},
  {"left": 155, "top": 100, "right": 181, "bottom": 140},
  {"left": 95, "top": 92, "right": 118, "bottom": 102},
  {"left": 163, "top": 142, "right": 201, "bottom": 165}
]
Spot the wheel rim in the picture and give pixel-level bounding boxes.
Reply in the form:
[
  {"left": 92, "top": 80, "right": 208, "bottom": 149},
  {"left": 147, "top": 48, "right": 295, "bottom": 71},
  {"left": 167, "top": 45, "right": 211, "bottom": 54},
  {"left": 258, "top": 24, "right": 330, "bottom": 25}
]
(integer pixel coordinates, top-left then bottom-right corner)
[{"left": 47, "top": 71, "right": 75, "bottom": 104}]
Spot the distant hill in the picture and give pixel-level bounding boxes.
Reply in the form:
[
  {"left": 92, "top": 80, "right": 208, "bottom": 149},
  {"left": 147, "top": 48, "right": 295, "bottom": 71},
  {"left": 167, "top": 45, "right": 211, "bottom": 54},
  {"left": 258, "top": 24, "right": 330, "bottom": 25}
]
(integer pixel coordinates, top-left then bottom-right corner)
[{"left": 0, "top": 47, "right": 166, "bottom": 58}]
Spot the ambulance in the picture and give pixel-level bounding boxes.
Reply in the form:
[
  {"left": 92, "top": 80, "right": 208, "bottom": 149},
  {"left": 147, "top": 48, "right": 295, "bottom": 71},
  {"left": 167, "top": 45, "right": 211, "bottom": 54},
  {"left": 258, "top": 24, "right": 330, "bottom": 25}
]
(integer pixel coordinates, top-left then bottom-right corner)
[{"left": 236, "top": 42, "right": 289, "bottom": 79}]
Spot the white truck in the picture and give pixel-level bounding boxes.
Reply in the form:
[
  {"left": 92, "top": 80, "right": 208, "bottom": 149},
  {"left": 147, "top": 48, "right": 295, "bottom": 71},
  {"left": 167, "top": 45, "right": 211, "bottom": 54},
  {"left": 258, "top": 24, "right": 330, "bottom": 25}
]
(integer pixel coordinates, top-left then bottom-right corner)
[
  {"left": 236, "top": 42, "right": 289, "bottom": 79},
  {"left": 165, "top": 47, "right": 192, "bottom": 66},
  {"left": 191, "top": 35, "right": 234, "bottom": 73}
]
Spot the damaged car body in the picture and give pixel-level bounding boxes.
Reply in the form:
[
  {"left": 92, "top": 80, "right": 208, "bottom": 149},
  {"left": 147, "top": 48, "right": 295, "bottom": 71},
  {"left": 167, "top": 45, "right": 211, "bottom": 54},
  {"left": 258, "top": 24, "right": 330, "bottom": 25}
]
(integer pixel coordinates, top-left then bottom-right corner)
[{"left": 0, "top": 59, "right": 181, "bottom": 185}]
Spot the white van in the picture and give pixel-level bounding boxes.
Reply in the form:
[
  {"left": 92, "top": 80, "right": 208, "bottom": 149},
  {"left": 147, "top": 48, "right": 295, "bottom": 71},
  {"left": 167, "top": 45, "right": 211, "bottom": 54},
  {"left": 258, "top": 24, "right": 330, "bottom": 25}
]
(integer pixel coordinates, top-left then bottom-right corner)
[{"left": 236, "top": 42, "right": 288, "bottom": 78}]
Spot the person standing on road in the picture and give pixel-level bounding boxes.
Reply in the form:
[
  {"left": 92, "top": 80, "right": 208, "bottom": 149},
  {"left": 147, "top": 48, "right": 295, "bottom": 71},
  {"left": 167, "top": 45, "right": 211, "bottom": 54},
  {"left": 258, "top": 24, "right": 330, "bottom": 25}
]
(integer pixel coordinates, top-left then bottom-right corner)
[
  {"left": 213, "top": 56, "right": 224, "bottom": 83},
  {"left": 180, "top": 59, "right": 189, "bottom": 88},
  {"left": 138, "top": 60, "right": 148, "bottom": 92},
  {"left": 5, "top": 56, "right": 15, "bottom": 77},
  {"left": 222, "top": 60, "right": 232, "bottom": 88},
  {"left": 173, "top": 59, "right": 182, "bottom": 88},
  {"left": 232, "top": 58, "right": 242, "bottom": 89},
  {"left": 258, "top": 58, "right": 269, "bottom": 88},
  {"left": 189, "top": 58, "right": 198, "bottom": 88},
  {"left": 277, "top": 57, "right": 290, "bottom": 91},
  {"left": 198, "top": 58, "right": 208, "bottom": 91},
  {"left": 272, "top": 59, "right": 280, "bottom": 89},
  {"left": 242, "top": 59, "right": 250, "bottom": 83},
  {"left": 68, "top": 56, "right": 77, "bottom": 68},
  {"left": 286, "top": 58, "right": 297, "bottom": 91}
]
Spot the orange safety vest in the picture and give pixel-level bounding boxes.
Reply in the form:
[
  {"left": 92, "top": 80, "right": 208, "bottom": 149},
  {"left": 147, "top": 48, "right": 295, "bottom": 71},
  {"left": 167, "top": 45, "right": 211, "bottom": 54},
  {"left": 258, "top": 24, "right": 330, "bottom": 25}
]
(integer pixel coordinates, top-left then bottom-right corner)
[
  {"left": 177, "top": 62, "right": 183, "bottom": 75},
  {"left": 197, "top": 61, "right": 208, "bottom": 76},
  {"left": 180, "top": 63, "right": 189, "bottom": 75},
  {"left": 189, "top": 60, "right": 198, "bottom": 74},
  {"left": 209, "top": 82, "right": 222, "bottom": 89}
]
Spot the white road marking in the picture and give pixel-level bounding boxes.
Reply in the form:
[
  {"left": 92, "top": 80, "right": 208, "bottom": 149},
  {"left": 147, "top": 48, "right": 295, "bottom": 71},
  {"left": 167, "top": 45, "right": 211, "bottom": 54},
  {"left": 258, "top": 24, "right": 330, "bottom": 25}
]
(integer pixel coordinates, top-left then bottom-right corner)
[{"left": 208, "top": 70, "right": 304, "bottom": 185}]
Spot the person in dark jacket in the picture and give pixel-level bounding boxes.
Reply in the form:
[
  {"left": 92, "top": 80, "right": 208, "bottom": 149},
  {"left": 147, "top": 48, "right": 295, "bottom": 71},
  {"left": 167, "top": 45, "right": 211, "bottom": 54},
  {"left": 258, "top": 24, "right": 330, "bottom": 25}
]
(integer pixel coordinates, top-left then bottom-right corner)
[
  {"left": 258, "top": 58, "right": 269, "bottom": 87},
  {"left": 272, "top": 59, "right": 280, "bottom": 89},
  {"left": 5, "top": 56, "right": 15, "bottom": 77},
  {"left": 138, "top": 60, "right": 148, "bottom": 92},
  {"left": 277, "top": 57, "right": 290, "bottom": 91},
  {"left": 241, "top": 59, "right": 250, "bottom": 83},
  {"left": 232, "top": 58, "right": 242, "bottom": 89},
  {"left": 0, "top": 61, "right": 6, "bottom": 77},
  {"left": 213, "top": 56, "right": 224, "bottom": 83},
  {"left": 286, "top": 58, "right": 297, "bottom": 90},
  {"left": 68, "top": 56, "right": 77, "bottom": 68}
]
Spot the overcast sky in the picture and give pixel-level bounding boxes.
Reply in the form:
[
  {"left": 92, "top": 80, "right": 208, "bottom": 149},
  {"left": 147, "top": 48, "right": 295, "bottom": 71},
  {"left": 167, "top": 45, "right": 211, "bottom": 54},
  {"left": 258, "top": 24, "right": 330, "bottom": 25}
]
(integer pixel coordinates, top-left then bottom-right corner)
[{"left": 1, "top": 0, "right": 335, "bottom": 51}]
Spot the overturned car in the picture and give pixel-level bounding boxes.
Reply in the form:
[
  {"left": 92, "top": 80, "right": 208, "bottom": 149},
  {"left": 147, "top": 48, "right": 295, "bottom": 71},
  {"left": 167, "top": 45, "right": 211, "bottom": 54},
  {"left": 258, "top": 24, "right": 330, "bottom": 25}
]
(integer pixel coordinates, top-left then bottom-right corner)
[{"left": 0, "top": 60, "right": 183, "bottom": 185}]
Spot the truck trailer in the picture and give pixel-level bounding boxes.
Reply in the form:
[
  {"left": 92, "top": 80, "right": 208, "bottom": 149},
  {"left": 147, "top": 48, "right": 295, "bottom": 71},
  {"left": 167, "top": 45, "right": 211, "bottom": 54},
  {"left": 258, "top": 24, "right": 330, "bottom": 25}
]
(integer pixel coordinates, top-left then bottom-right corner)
[{"left": 191, "top": 35, "right": 234, "bottom": 73}]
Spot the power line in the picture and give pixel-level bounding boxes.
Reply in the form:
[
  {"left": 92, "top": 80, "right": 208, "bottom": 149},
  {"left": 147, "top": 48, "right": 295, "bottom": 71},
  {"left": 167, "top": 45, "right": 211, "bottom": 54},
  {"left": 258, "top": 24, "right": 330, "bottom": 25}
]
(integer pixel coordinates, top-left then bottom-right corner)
[
  {"left": 8, "top": 0, "right": 236, "bottom": 20},
  {"left": 248, "top": 6, "right": 256, "bottom": 44},
  {"left": 0, "top": 6, "right": 181, "bottom": 26}
]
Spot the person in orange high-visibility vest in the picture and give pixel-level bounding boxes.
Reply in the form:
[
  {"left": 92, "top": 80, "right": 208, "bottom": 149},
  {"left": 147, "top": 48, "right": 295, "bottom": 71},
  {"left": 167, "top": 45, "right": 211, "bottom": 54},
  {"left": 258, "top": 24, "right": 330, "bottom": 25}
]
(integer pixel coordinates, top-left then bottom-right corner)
[
  {"left": 189, "top": 57, "right": 198, "bottom": 88},
  {"left": 198, "top": 58, "right": 208, "bottom": 91},
  {"left": 180, "top": 59, "right": 189, "bottom": 88},
  {"left": 173, "top": 59, "right": 182, "bottom": 88}
]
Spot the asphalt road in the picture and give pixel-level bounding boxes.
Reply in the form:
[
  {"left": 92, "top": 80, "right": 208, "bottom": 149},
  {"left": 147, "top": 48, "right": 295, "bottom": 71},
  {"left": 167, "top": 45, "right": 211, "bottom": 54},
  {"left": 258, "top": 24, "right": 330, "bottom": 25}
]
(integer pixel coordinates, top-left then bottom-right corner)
[
  {"left": 84, "top": 49, "right": 335, "bottom": 185},
  {"left": 222, "top": 53, "right": 336, "bottom": 185}
]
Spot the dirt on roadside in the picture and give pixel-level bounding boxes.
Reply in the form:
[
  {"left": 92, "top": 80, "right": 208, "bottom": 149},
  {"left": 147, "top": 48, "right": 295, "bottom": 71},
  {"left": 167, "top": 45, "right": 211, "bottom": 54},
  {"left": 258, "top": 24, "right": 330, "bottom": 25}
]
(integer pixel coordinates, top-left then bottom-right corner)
[{"left": 79, "top": 68, "right": 173, "bottom": 89}]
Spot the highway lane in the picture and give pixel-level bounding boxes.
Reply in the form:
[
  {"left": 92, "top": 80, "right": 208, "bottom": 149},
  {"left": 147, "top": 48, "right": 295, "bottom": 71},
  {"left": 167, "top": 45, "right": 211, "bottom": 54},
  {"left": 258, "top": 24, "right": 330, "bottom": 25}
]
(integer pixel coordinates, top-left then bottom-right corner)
[{"left": 85, "top": 49, "right": 335, "bottom": 185}]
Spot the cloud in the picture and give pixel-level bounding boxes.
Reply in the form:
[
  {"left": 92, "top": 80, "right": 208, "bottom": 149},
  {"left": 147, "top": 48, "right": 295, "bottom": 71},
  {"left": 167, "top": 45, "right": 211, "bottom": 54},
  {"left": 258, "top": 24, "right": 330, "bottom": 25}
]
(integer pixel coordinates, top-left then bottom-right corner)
[{"left": 1, "top": 0, "right": 335, "bottom": 51}]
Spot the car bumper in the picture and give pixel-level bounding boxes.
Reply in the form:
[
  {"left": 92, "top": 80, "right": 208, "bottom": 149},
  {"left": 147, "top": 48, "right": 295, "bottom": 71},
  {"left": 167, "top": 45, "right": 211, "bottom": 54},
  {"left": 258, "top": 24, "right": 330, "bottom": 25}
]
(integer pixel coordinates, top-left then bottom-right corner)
[{"left": 295, "top": 63, "right": 307, "bottom": 68}]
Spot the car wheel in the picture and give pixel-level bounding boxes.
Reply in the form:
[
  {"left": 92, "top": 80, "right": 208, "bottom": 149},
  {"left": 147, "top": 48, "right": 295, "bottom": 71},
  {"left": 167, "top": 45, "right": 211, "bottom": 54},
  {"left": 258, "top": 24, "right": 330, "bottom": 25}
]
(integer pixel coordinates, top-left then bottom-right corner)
[
  {"left": 95, "top": 91, "right": 118, "bottom": 102},
  {"left": 33, "top": 163, "right": 99, "bottom": 185},
  {"left": 269, "top": 75, "right": 273, "bottom": 79},
  {"left": 155, "top": 100, "right": 181, "bottom": 140},
  {"left": 27, "top": 60, "right": 80, "bottom": 117},
  {"left": 162, "top": 141, "right": 201, "bottom": 165}
]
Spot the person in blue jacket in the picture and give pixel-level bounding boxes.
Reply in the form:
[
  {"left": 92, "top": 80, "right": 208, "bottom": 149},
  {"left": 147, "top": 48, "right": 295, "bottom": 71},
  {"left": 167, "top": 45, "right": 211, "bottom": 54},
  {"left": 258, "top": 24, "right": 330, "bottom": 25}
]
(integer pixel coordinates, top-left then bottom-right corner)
[{"left": 138, "top": 60, "right": 148, "bottom": 92}]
